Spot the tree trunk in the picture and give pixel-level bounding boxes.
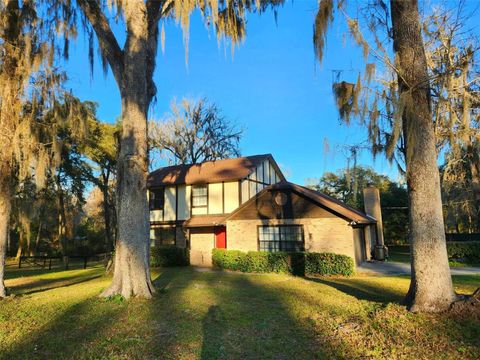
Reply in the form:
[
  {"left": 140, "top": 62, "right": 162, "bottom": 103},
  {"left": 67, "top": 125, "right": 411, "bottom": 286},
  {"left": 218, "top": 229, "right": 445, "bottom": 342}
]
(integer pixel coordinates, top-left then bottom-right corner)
[
  {"left": 101, "top": 171, "right": 113, "bottom": 252},
  {"left": 35, "top": 221, "right": 42, "bottom": 253},
  {"left": 99, "top": 3, "right": 154, "bottom": 299},
  {"left": 16, "top": 232, "right": 23, "bottom": 259},
  {"left": 0, "top": 175, "right": 12, "bottom": 298},
  {"left": 390, "top": 0, "right": 456, "bottom": 312},
  {"left": 56, "top": 175, "right": 67, "bottom": 255}
]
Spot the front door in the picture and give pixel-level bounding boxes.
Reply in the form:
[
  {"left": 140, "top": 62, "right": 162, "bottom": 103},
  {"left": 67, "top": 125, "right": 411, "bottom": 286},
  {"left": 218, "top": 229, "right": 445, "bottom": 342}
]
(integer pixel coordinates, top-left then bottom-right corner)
[{"left": 215, "top": 226, "right": 227, "bottom": 249}]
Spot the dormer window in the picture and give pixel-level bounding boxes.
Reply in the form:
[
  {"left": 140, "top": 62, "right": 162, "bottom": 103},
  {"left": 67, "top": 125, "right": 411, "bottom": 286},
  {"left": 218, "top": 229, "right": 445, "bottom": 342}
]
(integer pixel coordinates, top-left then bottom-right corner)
[
  {"left": 192, "top": 185, "right": 208, "bottom": 208},
  {"left": 149, "top": 188, "right": 165, "bottom": 210}
]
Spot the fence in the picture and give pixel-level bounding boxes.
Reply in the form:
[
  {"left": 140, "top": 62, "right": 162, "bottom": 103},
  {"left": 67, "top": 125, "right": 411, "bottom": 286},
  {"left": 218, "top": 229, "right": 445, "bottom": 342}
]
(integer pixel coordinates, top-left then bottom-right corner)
[
  {"left": 18, "top": 252, "right": 112, "bottom": 270},
  {"left": 445, "top": 233, "right": 480, "bottom": 242}
]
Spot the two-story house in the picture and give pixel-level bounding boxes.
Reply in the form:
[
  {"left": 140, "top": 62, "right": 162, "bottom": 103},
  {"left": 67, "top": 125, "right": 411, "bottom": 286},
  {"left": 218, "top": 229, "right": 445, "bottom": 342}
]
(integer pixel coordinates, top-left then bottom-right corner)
[{"left": 147, "top": 154, "right": 378, "bottom": 267}]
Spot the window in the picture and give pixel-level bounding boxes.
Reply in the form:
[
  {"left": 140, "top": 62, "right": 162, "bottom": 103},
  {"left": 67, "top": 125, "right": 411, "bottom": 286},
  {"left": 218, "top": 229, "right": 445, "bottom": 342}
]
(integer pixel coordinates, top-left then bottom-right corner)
[
  {"left": 192, "top": 185, "right": 208, "bottom": 207},
  {"left": 151, "top": 226, "right": 176, "bottom": 246},
  {"left": 258, "top": 225, "right": 304, "bottom": 252},
  {"left": 149, "top": 188, "right": 164, "bottom": 210}
]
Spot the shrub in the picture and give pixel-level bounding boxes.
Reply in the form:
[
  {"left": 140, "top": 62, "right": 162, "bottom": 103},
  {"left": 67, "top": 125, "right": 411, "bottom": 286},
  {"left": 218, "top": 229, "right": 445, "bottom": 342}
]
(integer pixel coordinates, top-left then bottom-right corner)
[
  {"left": 151, "top": 246, "right": 189, "bottom": 267},
  {"left": 212, "top": 249, "right": 353, "bottom": 276},
  {"left": 304, "top": 252, "right": 354, "bottom": 276},
  {"left": 447, "top": 242, "right": 480, "bottom": 262}
]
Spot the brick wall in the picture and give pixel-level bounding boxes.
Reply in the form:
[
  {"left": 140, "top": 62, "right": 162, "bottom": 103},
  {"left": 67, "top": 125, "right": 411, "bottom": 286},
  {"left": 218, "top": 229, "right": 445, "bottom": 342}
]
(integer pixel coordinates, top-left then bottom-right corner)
[{"left": 226, "top": 218, "right": 355, "bottom": 260}]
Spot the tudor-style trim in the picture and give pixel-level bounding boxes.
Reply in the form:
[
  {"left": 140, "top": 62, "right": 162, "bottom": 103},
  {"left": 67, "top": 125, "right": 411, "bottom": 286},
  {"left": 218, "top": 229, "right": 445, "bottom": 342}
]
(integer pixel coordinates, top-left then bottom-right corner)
[
  {"left": 245, "top": 178, "right": 272, "bottom": 187},
  {"left": 150, "top": 220, "right": 185, "bottom": 226},
  {"left": 225, "top": 181, "right": 376, "bottom": 224},
  {"left": 262, "top": 160, "right": 266, "bottom": 184},
  {"left": 222, "top": 181, "right": 225, "bottom": 214},
  {"left": 238, "top": 180, "right": 242, "bottom": 206},
  {"left": 175, "top": 185, "right": 178, "bottom": 244}
]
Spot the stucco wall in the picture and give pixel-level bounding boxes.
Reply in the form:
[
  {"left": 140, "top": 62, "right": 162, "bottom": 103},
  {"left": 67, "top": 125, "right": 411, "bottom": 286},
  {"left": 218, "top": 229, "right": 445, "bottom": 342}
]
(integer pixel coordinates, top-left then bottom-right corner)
[{"left": 226, "top": 218, "right": 356, "bottom": 262}]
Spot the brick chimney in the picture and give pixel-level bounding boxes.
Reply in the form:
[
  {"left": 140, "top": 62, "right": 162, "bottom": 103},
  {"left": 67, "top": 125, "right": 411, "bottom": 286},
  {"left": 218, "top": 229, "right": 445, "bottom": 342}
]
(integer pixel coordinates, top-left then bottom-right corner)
[{"left": 363, "top": 184, "right": 385, "bottom": 247}]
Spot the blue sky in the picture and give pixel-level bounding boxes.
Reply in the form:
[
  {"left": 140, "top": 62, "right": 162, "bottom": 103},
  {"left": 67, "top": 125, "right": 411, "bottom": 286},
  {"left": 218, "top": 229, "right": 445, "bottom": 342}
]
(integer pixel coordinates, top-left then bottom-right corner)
[{"left": 64, "top": 1, "right": 419, "bottom": 185}]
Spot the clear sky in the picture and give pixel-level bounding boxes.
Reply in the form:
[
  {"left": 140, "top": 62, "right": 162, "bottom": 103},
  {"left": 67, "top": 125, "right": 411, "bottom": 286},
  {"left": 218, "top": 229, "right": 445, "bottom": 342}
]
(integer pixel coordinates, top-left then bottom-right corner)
[{"left": 64, "top": 1, "right": 423, "bottom": 185}]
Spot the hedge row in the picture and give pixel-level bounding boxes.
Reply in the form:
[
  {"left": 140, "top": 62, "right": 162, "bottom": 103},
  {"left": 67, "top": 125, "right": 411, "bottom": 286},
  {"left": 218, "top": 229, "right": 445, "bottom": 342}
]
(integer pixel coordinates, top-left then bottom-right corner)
[
  {"left": 447, "top": 242, "right": 480, "bottom": 261},
  {"left": 212, "top": 249, "right": 354, "bottom": 276},
  {"left": 150, "top": 246, "right": 189, "bottom": 267},
  {"left": 304, "top": 252, "right": 355, "bottom": 276}
]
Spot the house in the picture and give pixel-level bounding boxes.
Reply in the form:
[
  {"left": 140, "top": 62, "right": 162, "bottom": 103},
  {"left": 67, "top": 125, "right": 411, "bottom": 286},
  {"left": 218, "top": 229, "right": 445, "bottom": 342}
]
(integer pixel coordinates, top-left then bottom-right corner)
[{"left": 147, "top": 154, "right": 379, "bottom": 267}]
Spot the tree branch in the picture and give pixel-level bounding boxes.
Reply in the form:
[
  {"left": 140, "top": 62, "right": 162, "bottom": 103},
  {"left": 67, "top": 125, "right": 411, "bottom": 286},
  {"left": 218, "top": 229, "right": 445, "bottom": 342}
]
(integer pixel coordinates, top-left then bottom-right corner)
[{"left": 77, "top": 0, "right": 124, "bottom": 86}]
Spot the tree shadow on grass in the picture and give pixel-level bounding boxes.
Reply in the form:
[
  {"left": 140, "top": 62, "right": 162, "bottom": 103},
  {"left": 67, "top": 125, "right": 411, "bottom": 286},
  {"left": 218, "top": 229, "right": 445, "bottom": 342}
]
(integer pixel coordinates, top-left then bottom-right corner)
[
  {"left": 8, "top": 273, "right": 103, "bottom": 296},
  {"left": 305, "top": 276, "right": 404, "bottom": 304},
  {"left": 5, "top": 262, "right": 104, "bottom": 279},
  {"left": 193, "top": 272, "right": 345, "bottom": 359},
  {"left": 1, "top": 297, "right": 125, "bottom": 359}
]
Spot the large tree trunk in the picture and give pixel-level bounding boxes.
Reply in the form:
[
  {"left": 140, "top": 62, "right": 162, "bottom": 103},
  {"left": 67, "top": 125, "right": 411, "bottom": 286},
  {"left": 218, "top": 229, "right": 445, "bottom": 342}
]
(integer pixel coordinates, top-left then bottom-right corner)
[
  {"left": 0, "top": 175, "right": 12, "bottom": 298},
  {"left": 390, "top": 0, "right": 456, "bottom": 312},
  {"left": 98, "top": 3, "right": 154, "bottom": 299}
]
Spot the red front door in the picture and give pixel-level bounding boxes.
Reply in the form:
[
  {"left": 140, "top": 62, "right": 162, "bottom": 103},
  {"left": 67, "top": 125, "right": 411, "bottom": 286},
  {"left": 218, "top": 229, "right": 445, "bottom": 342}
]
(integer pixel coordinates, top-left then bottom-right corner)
[{"left": 215, "top": 226, "right": 227, "bottom": 249}]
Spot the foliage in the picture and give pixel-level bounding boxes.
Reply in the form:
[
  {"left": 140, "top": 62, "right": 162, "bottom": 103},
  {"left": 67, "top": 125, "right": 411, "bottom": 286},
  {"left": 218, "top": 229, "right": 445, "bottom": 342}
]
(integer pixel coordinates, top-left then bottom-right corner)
[
  {"left": 83, "top": 120, "right": 120, "bottom": 251},
  {"left": 304, "top": 252, "right": 354, "bottom": 276},
  {"left": 212, "top": 249, "right": 248, "bottom": 272},
  {"left": 150, "top": 246, "right": 189, "bottom": 267},
  {"left": 212, "top": 249, "right": 300, "bottom": 274},
  {"left": 388, "top": 244, "right": 480, "bottom": 267},
  {"left": 1, "top": 265, "right": 479, "bottom": 359},
  {"left": 149, "top": 98, "right": 242, "bottom": 165},
  {"left": 447, "top": 242, "right": 480, "bottom": 262},
  {"left": 212, "top": 249, "right": 354, "bottom": 276},
  {"left": 442, "top": 150, "right": 480, "bottom": 233}
]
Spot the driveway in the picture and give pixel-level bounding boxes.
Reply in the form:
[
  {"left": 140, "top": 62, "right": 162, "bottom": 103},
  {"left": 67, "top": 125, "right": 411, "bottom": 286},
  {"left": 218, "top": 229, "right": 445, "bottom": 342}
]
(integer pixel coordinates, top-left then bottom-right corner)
[{"left": 357, "top": 261, "right": 480, "bottom": 276}]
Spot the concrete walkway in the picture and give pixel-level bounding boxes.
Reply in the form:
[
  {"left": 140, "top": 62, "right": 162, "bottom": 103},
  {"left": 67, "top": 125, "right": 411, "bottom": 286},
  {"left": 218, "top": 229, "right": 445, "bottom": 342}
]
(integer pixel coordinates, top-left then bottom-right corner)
[{"left": 357, "top": 261, "right": 480, "bottom": 276}]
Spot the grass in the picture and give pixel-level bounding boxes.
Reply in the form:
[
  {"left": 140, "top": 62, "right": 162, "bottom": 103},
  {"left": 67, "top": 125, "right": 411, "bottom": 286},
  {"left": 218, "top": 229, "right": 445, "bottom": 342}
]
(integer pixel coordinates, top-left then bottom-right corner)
[
  {"left": 0, "top": 262, "right": 479, "bottom": 359},
  {"left": 388, "top": 245, "right": 480, "bottom": 268}
]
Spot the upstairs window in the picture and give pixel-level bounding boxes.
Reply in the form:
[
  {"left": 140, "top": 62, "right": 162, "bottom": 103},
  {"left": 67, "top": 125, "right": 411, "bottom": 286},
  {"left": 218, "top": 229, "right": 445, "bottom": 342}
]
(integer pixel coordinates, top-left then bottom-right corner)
[
  {"left": 192, "top": 185, "right": 208, "bottom": 208},
  {"left": 149, "top": 188, "right": 164, "bottom": 210},
  {"left": 258, "top": 225, "right": 304, "bottom": 252}
]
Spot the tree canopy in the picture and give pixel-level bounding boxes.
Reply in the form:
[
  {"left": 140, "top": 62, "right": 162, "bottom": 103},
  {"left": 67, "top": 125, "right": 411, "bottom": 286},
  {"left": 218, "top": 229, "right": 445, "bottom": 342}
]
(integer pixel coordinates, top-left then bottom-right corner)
[{"left": 150, "top": 98, "right": 242, "bottom": 165}]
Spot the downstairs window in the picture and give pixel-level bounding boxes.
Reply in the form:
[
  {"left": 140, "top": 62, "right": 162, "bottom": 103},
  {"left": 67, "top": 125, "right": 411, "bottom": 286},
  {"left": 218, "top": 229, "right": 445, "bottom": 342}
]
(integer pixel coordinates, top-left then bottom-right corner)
[
  {"left": 258, "top": 225, "right": 304, "bottom": 252},
  {"left": 151, "top": 226, "right": 176, "bottom": 247}
]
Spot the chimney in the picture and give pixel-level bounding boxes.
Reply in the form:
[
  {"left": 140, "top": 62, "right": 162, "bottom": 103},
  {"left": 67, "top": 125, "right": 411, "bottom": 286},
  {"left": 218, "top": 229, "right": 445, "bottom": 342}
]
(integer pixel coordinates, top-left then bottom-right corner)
[{"left": 363, "top": 184, "right": 385, "bottom": 247}]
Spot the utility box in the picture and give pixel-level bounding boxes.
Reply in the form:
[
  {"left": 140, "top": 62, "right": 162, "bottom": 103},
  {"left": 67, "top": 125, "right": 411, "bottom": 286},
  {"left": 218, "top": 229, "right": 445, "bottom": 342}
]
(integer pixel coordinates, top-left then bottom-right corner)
[{"left": 374, "top": 245, "right": 388, "bottom": 261}]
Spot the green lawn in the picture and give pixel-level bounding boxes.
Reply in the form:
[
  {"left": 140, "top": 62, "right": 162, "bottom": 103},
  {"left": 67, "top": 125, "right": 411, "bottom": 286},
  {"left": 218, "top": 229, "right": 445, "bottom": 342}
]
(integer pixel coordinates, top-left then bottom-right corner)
[
  {"left": 1, "top": 263, "right": 479, "bottom": 359},
  {"left": 388, "top": 245, "right": 480, "bottom": 267}
]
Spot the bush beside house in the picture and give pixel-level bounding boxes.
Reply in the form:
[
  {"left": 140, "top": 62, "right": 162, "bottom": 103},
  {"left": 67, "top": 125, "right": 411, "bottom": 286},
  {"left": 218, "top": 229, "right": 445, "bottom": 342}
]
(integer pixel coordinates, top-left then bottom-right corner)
[
  {"left": 304, "top": 252, "right": 355, "bottom": 276},
  {"left": 212, "top": 249, "right": 354, "bottom": 276},
  {"left": 151, "top": 246, "right": 189, "bottom": 267},
  {"left": 447, "top": 242, "right": 480, "bottom": 262}
]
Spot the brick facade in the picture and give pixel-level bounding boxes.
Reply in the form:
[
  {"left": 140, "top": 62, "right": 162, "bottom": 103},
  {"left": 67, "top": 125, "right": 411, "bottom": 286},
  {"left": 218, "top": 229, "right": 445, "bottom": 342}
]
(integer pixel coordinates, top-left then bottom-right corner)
[{"left": 226, "top": 217, "right": 357, "bottom": 263}]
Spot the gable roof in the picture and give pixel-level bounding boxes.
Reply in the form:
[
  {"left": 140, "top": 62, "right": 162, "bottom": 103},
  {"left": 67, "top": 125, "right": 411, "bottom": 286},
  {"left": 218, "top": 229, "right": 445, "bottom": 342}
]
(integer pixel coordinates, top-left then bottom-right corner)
[
  {"left": 226, "top": 181, "right": 376, "bottom": 224},
  {"left": 148, "top": 154, "right": 285, "bottom": 187}
]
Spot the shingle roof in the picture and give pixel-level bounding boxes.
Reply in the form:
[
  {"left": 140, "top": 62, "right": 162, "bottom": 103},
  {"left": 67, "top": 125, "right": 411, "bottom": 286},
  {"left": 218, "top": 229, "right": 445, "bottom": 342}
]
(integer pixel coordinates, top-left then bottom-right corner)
[
  {"left": 183, "top": 215, "right": 227, "bottom": 228},
  {"left": 226, "top": 181, "right": 376, "bottom": 224},
  {"left": 147, "top": 154, "right": 285, "bottom": 187}
]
